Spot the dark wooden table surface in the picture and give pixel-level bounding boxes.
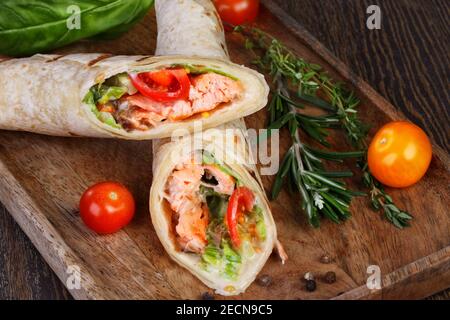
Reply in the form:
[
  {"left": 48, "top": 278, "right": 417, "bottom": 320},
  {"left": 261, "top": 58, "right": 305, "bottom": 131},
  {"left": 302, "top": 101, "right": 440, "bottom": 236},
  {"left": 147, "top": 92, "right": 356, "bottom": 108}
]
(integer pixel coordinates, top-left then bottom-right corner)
[{"left": 0, "top": 0, "right": 448, "bottom": 300}]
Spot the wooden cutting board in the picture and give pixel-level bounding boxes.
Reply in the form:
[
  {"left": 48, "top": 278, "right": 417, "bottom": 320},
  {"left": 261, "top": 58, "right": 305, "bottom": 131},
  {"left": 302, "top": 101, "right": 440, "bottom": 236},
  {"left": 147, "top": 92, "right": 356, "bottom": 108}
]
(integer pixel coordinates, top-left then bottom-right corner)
[{"left": 0, "top": 1, "right": 448, "bottom": 300}]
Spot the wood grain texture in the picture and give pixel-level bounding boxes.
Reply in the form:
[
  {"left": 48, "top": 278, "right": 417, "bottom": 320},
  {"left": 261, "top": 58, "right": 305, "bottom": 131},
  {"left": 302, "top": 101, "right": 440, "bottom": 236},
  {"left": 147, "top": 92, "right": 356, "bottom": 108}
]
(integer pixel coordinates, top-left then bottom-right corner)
[
  {"left": 0, "top": 0, "right": 449, "bottom": 299},
  {"left": 272, "top": 0, "right": 450, "bottom": 152},
  {"left": 0, "top": 206, "right": 71, "bottom": 300}
]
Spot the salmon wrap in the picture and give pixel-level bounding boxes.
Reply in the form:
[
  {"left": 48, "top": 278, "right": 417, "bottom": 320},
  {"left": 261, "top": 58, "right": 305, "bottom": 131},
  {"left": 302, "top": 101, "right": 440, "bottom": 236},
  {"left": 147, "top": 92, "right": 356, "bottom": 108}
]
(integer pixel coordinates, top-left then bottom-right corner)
[
  {"left": 150, "top": 0, "right": 285, "bottom": 296},
  {"left": 150, "top": 121, "right": 286, "bottom": 295},
  {"left": 0, "top": 54, "right": 268, "bottom": 139}
]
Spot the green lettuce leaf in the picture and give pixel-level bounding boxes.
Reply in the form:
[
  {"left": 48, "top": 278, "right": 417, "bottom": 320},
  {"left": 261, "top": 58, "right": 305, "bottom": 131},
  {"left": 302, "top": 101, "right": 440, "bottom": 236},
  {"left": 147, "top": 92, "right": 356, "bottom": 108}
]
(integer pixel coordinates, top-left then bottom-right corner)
[
  {"left": 222, "top": 240, "right": 242, "bottom": 280},
  {"left": 199, "top": 186, "right": 229, "bottom": 221},
  {"left": 253, "top": 206, "right": 267, "bottom": 240},
  {"left": 202, "top": 244, "right": 221, "bottom": 267},
  {"left": 96, "top": 86, "right": 127, "bottom": 104},
  {"left": 82, "top": 85, "right": 124, "bottom": 129},
  {"left": 172, "top": 64, "right": 239, "bottom": 81},
  {"left": 105, "top": 73, "right": 138, "bottom": 95},
  {"left": 98, "top": 111, "right": 121, "bottom": 129}
]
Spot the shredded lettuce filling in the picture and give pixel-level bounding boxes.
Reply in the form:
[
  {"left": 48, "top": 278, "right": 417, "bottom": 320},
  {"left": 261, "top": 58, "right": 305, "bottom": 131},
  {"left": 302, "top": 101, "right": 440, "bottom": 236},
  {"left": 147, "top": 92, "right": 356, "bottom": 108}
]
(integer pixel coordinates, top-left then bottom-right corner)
[
  {"left": 172, "top": 63, "right": 239, "bottom": 81},
  {"left": 253, "top": 206, "right": 267, "bottom": 241},
  {"left": 107, "top": 73, "right": 138, "bottom": 95},
  {"left": 82, "top": 82, "right": 127, "bottom": 129},
  {"left": 199, "top": 182, "right": 266, "bottom": 280},
  {"left": 199, "top": 186, "right": 228, "bottom": 220},
  {"left": 82, "top": 73, "right": 138, "bottom": 129}
]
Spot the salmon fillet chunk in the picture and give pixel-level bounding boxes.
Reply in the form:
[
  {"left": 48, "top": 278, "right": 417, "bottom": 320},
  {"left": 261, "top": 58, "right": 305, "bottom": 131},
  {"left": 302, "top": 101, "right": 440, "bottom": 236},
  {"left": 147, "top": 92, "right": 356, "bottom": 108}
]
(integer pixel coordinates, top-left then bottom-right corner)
[
  {"left": 164, "top": 158, "right": 237, "bottom": 253},
  {"left": 165, "top": 161, "right": 209, "bottom": 253},
  {"left": 189, "top": 73, "right": 242, "bottom": 114}
]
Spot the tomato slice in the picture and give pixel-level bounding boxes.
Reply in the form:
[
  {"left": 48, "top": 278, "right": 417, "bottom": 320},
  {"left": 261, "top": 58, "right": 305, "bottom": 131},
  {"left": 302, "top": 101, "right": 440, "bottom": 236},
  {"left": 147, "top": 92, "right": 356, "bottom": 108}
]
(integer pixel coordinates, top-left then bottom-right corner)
[
  {"left": 147, "top": 70, "right": 174, "bottom": 87},
  {"left": 226, "top": 186, "right": 255, "bottom": 248},
  {"left": 129, "top": 69, "right": 191, "bottom": 102}
]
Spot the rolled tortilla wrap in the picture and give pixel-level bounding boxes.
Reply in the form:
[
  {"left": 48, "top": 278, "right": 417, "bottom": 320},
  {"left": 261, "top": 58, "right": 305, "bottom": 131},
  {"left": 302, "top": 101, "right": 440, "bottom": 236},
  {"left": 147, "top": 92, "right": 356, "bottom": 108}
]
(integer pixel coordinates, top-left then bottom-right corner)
[
  {"left": 151, "top": 122, "right": 279, "bottom": 295},
  {"left": 0, "top": 54, "right": 268, "bottom": 139},
  {"left": 155, "top": 0, "right": 228, "bottom": 59},
  {"left": 150, "top": 0, "right": 285, "bottom": 296}
]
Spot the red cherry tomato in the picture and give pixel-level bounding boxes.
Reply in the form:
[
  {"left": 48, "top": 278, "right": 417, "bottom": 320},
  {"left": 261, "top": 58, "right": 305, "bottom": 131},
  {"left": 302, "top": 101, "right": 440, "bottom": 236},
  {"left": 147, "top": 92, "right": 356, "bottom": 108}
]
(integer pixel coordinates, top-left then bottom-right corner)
[
  {"left": 129, "top": 69, "right": 191, "bottom": 102},
  {"left": 214, "top": 0, "right": 260, "bottom": 27},
  {"left": 79, "top": 182, "right": 135, "bottom": 234},
  {"left": 226, "top": 187, "right": 255, "bottom": 248}
]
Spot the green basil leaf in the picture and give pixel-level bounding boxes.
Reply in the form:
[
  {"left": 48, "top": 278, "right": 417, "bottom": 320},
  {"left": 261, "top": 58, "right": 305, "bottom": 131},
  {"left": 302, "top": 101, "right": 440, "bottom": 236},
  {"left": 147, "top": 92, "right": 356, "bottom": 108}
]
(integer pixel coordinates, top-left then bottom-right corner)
[
  {"left": 92, "top": 2, "right": 152, "bottom": 40},
  {"left": 0, "top": 0, "right": 154, "bottom": 56}
]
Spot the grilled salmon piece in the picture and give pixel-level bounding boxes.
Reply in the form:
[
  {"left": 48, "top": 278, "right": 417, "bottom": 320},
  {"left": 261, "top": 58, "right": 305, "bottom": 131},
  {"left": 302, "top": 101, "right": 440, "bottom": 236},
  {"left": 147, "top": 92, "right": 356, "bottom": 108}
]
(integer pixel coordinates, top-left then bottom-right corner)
[
  {"left": 117, "top": 106, "right": 166, "bottom": 131},
  {"left": 189, "top": 73, "right": 242, "bottom": 114},
  {"left": 175, "top": 205, "right": 210, "bottom": 253},
  {"left": 165, "top": 162, "right": 208, "bottom": 253},
  {"left": 126, "top": 95, "right": 171, "bottom": 116},
  {"left": 164, "top": 159, "right": 237, "bottom": 253},
  {"left": 167, "top": 100, "right": 193, "bottom": 121}
]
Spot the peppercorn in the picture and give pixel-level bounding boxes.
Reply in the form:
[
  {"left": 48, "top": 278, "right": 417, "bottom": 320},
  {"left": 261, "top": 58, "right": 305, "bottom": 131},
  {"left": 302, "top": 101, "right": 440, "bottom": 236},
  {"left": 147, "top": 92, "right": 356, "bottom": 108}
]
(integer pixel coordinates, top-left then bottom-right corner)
[
  {"left": 323, "top": 271, "right": 337, "bottom": 284},
  {"left": 320, "top": 254, "right": 332, "bottom": 264},
  {"left": 304, "top": 272, "right": 314, "bottom": 281},
  {"left": 305, "top": 279, "right": 317, "bottom": 292},
  {"left": 256, "top": 274, "right": 273, "bottom": 287},
  {"left": 201, "top": 291, "right": 215, "bottom": 300}
]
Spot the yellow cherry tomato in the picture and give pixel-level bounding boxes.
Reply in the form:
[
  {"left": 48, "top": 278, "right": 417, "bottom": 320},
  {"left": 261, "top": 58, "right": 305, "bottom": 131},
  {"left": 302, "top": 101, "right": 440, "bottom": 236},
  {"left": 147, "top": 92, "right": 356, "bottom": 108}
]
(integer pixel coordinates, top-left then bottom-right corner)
[{"left": 368, "top": 121, "right": 432, "bottom": 188}]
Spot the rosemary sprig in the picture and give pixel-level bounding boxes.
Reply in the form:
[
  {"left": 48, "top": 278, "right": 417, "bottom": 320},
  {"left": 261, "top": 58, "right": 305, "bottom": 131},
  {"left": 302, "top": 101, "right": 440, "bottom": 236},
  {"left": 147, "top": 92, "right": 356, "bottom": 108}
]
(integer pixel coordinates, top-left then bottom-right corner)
[
  {"left": 235, "top": 25, "right": 412, "bottom": 228},
  {"left": 361, "top": 162, "right": 413, "bottom": 228},
  {"left": 267, "top": 77, "right": 365, "bottom": 227}
]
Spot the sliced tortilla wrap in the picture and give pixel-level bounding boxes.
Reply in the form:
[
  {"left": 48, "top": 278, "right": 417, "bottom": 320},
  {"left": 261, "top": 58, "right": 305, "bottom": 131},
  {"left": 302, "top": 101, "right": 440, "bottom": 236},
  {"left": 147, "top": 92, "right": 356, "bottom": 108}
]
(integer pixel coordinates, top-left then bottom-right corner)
[
  {"left": 0, "top": 53, "right": 267, "bottom": 139},
  {"left": 151, "top": 121, "right": 280, "bottom": 295},
  {"left": 150, "top": 0, "right": 285, "bottom": 296}
]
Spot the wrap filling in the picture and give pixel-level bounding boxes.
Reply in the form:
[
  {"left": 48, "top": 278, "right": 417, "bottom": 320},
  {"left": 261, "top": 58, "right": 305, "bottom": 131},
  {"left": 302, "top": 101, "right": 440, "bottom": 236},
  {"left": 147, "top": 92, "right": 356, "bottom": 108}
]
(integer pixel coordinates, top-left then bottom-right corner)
[
  {"left": 163, "top": 151, "right": 267, "bottom": 280},
  {"left": 83, "top": 65, "right": 242, "bottom": 131}
]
